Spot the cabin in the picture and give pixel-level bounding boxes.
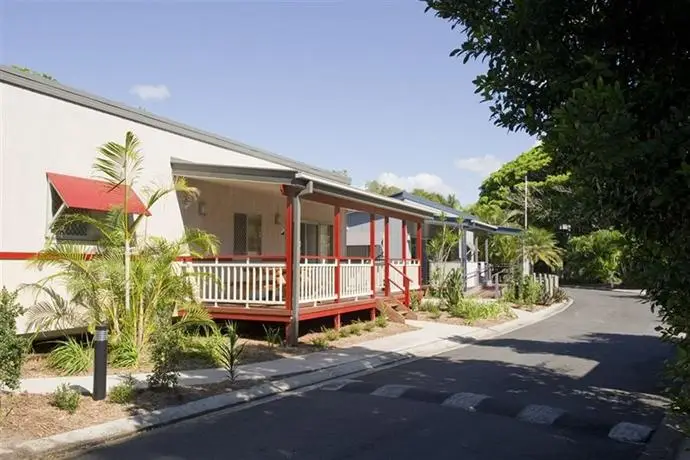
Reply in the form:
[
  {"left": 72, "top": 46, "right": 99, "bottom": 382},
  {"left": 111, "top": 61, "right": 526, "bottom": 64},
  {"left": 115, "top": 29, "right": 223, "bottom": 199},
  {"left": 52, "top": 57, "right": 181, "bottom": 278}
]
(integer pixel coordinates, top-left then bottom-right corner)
[
  {"left": 346, "top": 191, "right": 522, "bottom": 291},
  {"left": 0, "top": 66, "right": 436, "bottom": 337}
]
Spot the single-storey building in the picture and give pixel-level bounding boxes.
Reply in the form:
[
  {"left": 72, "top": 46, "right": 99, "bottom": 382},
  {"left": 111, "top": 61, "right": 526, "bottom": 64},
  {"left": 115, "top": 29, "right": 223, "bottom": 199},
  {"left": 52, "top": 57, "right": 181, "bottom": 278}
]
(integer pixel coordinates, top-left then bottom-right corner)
[
  {"left": 0, "top": 66, "right": 437, "bottom": 336},
  {"left": 345, "top": 191, "right": 521, "bottom": 290}
]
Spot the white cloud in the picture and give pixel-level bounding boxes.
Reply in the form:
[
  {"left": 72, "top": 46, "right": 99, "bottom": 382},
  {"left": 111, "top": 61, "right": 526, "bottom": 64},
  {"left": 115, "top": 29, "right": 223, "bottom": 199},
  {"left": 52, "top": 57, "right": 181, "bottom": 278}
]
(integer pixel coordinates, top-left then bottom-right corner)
[
  {"left": 375, "top": 172, "right": 455, "bottom": 195},
  {"left": 454, "top": 154, "right": 504, "bottom": 177},
  {"left": 129, "top": 84, "right": 171, "bottom": 101}
]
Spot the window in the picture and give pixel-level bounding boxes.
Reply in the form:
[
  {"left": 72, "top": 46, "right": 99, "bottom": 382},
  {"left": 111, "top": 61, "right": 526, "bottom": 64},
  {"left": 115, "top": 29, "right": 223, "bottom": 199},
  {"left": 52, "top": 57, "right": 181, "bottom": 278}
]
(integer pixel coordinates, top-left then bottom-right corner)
[
  {"left": 233, "top": 213, "right": 262, "bottom": 254},
  {"left": 300, "top": 223, "right": 333, "bottom": 257},
  {"left": 50, "top": 187, "right": 104, "bottom": 242}
]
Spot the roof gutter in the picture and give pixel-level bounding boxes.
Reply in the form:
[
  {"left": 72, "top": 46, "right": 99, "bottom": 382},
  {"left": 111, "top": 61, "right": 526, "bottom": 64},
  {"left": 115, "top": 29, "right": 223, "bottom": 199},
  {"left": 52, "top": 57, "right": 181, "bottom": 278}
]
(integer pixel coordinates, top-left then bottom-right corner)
[{"left": 293, "top": 172, "right": 436, "bottom": 219}]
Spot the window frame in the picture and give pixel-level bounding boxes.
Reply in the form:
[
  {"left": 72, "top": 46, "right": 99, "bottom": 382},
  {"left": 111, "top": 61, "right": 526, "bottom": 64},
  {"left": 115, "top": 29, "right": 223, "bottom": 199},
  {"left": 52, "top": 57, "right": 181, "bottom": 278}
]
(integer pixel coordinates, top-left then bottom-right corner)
[{"left": 233, "top": 212, "right": 263, "bottom": 255}]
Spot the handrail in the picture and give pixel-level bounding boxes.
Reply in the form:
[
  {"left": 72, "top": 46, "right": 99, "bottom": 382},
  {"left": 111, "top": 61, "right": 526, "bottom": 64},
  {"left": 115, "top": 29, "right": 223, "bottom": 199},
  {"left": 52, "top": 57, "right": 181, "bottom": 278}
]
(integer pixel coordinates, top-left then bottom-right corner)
[{"left": 387, "top": 262, "right": 413, "bottom": 306}]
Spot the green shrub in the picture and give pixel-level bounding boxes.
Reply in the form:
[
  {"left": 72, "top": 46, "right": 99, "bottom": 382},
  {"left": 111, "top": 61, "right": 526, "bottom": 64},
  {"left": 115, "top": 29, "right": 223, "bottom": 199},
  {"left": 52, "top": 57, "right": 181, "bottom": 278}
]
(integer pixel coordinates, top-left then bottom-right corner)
[
  {"left": 0, "top": 288, "right": 28, "bottom": 390},
  {"left": 338, "top": 327, "right": 352, "bottom": 338},
  {"left": 218, "top": 322, "right": 245, "bottom": 382},
  {"left": 180, "top": 329, "right": 225, "bottom": 367},
  {"left": 147, "top": 327, "right": 184, "bottom": 389},
  {"left": 108, "top": 376, "right": 136, "bottom": 404},
  {"left": 438, "top": 268, "right": 464, "bottom": 310},
  {"left": 48, "top": 337, "right": 94, "bottom": 376},
  {"left": 109, "top": 335, "right": 139, "bottom": 369},
  {"left": 374, "top": 314, "right": 388, "bottom": 328},
  {"left": 449, "top": 298, "right": 514, "bottom": 323},
  {"left": 362, "top": 321, "right": 376, "bottom": 332},
  {"left": 504, "top": 274, "right": 544, "bottom": 306},
  {"left": 310, "top": 336, "right": 329, "bottom": 350},
  {"left": 263, "top": 325, "right": 283, "bottom": 348},
  {"left": 409, "top": 292, "right": 421, "bottom": 311},
  {"left": 349, "top": 322, "right": 363, "bottom": 336},
  {"left": 321, "top": 327, "right": 339, "bottom": 341},
  {"left": 52, "top": 383, "right": 80, "bottom": 414}
]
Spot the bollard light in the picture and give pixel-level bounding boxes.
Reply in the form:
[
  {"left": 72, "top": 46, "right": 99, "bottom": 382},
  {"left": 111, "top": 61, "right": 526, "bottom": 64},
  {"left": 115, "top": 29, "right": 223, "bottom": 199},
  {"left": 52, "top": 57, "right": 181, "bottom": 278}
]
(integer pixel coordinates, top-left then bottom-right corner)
[{"left": 93, "top": 323, "right": 108, "bottom": 401}]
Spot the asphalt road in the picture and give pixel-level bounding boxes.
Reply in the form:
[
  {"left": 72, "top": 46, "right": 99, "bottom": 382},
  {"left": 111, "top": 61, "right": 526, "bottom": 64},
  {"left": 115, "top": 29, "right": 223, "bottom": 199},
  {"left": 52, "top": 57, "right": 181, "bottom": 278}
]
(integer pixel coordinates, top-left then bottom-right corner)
[{"left": 72, "top": 288, "right": 673, "bottom": 460}]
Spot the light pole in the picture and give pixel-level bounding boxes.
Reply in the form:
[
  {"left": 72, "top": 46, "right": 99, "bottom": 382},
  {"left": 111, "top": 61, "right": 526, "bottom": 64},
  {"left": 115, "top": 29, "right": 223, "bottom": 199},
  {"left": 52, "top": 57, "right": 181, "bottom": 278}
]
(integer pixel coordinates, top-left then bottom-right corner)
[{"left": 93, "top": 323, "right": 108, "bottom": 400}]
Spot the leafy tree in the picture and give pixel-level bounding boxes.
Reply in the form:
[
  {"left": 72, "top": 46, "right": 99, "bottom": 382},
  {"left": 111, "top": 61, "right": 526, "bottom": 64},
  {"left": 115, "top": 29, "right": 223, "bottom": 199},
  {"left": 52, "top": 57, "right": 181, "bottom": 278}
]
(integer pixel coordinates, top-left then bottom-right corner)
[
  {"left": 28, "top": 132, "right": 219, "bottom": 365},
  {"left": 364, "top": 180, "right": 401, "bottom": 197},
  {"left": 523, "top": 227, "right": 563, "bottom": 270},
  {"left": 0, "top": 288, "right": 28, "bottom": 391},
  {"left": 365, "top": 180, "right": 462, "bottom": 209},
  {"left": 11, "top": 65, "right": 56, "bottom": 81},
  {"left": 425, "top": 0, "right": 690, "bottom": 424},
  {"left": 565, "top": 229, "right": 626, "bottom": 287}
]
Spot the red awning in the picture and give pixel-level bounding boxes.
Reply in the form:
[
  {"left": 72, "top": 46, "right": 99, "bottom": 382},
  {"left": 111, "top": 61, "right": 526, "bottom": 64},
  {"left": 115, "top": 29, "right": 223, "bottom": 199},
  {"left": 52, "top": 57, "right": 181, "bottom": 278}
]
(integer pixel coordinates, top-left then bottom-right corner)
[{"left": 47, "top": 172, "right": 151, "bottom": 216}]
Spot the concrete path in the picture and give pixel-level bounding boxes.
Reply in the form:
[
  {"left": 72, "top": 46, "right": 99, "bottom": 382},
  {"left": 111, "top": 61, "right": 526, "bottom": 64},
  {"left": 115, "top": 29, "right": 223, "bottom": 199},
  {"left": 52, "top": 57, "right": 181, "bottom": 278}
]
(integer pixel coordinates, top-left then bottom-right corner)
[{"left": 69, "top": 289, "right": 673, "bottom": 460}]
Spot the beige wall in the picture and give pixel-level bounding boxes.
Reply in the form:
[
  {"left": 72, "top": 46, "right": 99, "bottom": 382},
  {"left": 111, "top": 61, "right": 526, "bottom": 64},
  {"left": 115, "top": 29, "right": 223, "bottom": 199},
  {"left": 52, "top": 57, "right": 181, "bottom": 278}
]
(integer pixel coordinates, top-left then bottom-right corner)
[{"left": 181, "top": 179, "right": 344, "bottom": 256}]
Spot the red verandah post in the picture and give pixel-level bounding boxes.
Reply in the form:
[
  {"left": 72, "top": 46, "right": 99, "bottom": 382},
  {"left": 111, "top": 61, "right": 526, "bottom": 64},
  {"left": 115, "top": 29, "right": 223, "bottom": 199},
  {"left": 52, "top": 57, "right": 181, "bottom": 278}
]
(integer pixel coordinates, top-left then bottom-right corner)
[
  {"left": 284, "top": 193, "right": 293, "bottom": 313},
  {"left": 370, "top": 213, "right": 376, "bottom": 298},
  {"left": 384, "top": 216, "right": 390, "bottom": 296},
  {"left": 334, "top": 206, "right": 341, "bottom": 300},
  {"left": 416, "top": 220, "right": 423, "bottom": 291},
  {"left": 401, "top": 219, "right": 409, "bottom": 305}
]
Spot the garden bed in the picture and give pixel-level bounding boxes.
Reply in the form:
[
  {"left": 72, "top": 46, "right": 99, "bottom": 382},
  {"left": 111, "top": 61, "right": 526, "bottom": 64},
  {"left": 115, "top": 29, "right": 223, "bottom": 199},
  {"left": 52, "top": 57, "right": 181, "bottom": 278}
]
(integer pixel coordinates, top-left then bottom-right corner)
[
  {"left": 21, "top": 319, "right": 413, "bottom": 379},
  {"left": 414, "top": 297, "right": 517, "bottom": 327},
  {"left": 0, "top": 378, "right": 262, "bottom": 447},
  {"left": 2, "top": 318, "right": 413, "bottom": 448}
]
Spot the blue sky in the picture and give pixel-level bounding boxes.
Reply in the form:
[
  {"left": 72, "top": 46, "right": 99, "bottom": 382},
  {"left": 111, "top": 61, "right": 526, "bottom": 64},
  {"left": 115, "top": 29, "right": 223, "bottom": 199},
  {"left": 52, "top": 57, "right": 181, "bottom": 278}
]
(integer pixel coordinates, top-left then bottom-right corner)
[{"left": 0, "top": 0, "right": 535, "bottom": 205}]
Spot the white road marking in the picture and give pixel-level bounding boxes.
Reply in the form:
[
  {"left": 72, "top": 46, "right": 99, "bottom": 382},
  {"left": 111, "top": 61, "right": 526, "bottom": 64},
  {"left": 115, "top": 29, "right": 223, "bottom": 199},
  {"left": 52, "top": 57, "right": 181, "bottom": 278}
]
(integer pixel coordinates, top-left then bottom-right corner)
[
  {"left": 370, "top": 384, "right": 414, "bottom": 398},
  {"left": 608, "top": 422, "right": 654, "bottom": 443},
  {"left": 320, "top": 379, "right": 360, "bottom": 391},
  {"left": 441, "top": 392, "right": 489, "bottom": 411},
  {"left": 516, "top": 404, "right": 565, "bottom": 425}
]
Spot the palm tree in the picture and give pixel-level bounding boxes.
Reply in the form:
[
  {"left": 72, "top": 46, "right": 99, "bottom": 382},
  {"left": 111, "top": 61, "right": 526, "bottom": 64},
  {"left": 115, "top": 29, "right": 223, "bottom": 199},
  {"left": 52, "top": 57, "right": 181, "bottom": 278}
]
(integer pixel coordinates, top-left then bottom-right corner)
[
  {"left": 523, "top": 227, "right": 564, "bottom": 270},
  {"left": 27, "top": 131, "right": 220, "bottom": 364}
]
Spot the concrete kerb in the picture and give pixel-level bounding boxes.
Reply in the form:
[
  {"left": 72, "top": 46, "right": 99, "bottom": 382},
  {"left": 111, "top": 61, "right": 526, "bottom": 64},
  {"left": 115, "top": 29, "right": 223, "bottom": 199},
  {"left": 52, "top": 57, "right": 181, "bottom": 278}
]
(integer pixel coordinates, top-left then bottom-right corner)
[{"left": 6, "top": 298, "right": 575, "bottom": 459}]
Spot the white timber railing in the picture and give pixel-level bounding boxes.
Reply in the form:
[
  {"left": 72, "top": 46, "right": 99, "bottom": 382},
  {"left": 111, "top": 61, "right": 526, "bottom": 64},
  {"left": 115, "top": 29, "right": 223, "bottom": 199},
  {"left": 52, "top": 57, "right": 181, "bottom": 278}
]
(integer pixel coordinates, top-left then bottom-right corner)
[
  {"left": 188, "top": 257, "right": 423, "bottom": 307},
  {"left": 299, "top": 258, "right": 337, "bottom": 304},
  {"left": 188, "top": 258, "right": 286, "bottom": 306},
  {"left": 339, "top": 259, "right": 373, "bottom": 299}
]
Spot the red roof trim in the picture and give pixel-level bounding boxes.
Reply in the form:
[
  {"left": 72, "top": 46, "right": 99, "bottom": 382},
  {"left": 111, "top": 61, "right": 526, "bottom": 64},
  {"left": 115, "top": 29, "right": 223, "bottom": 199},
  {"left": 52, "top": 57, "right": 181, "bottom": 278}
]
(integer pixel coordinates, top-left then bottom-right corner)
[{"left": 47, "top": 172, "right": 151, "bottom": 216}]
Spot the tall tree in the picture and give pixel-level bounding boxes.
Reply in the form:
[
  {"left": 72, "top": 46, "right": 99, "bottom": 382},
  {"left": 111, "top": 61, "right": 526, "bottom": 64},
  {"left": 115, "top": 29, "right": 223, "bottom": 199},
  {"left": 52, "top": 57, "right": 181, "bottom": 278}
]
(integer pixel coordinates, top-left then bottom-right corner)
[
  {"left": 11, "top": 65, "right": 56, "bottom": 82},
  {"left": 425, "top": 0, "right": 690, "bottom": 424}
]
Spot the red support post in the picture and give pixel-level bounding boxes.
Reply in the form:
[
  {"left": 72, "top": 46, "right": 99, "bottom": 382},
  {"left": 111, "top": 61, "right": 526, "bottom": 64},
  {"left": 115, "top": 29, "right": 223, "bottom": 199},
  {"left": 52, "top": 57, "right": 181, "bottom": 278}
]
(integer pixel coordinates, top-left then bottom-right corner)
[
  {"left": 369, "top": 213, "right": 376, "bottom": 298},
  {"left": 284, "top": 196, "right": 293, "bottom": 312},
  {"left": 401, "top": 219, "right": 409, "bottom": 306},
  {"left": 384, "top": 216, "right": 390, "bottom": 296},
  {"left": 334, "top": 206, "right": 341, "bottom": 301},
  {"left": 416, "top": 221, "right": 423, "bottom": 287}
]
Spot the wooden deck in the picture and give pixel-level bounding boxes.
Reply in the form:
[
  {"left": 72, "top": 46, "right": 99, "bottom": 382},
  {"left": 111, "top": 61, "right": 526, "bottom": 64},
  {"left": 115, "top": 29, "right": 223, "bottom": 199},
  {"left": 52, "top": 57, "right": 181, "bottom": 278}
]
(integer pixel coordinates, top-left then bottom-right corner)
[{"left": 205, "top": 291, "right": 414, "bottom": 323}]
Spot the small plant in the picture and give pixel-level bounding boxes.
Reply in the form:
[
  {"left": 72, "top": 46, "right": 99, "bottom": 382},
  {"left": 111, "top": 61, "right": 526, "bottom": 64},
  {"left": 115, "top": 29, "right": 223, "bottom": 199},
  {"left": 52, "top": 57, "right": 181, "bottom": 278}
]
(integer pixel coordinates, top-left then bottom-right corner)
[
  {"left": 108, "top": 375, "right": 137, "bottom": 404},
  {"left": 427, "top": 304, "right": 442, "bottom": 320},
  {"left": 48, "top": 336, "right": 94, "bottom": 376},
  {"left": 147, "top": 327, "right": 184, "bottom": 389},
  {"left": 109, "top": 336, "right": 139, "bottom": 369},
  {"left": 0, "top": 288, "right": 28, "bottom": 391},
  {"left": 362, "top": 321, "right": 375, "bottom": 332},
  {"left": 449, "top": 298, "right": 514, "bottom": 324},
  {"left": 321, "top": 326, "right": 339, "bottom": 341},
  {"left": 374, "top": 314, "right": 388, "bottom": 328},
  {"left": 439, "top": 268, "right": 465, "bottom": 310},
  {"left": 263, "top": 324, "right": 283, "bottom": 348},
  {"left": 218, "top": 322, "right": 245, "bottom": 382},
  {"left": 349, "top": 321, "right": 363, "bottom": 336},
  {"left": 409, "top": 292, "right": 421, "bottom": 311},
  {"left": 310, "top": 336, "right": 329, "bottom": 350},
  {"left": 52, "top": 383, "right": 80, "bottom": 414},
  {"left": 338, "top": 326, "right": 352, "bottom": 338}
]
